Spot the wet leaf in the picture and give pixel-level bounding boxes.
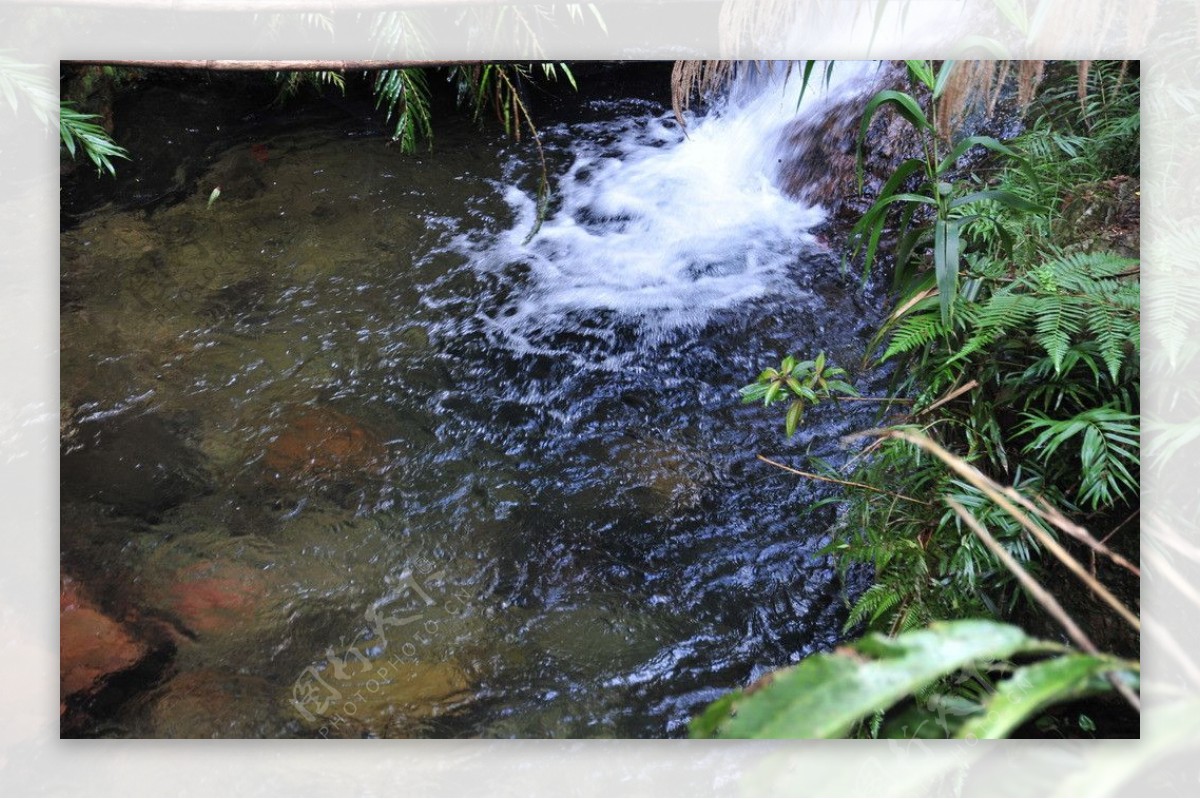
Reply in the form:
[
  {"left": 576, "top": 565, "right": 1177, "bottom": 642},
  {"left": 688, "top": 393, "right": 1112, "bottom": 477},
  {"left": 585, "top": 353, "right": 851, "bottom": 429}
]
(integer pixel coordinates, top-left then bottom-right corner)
[
  {"left": 957, "top": 654, "right": 1138, "bottom": 739},
  {"left": 691, "top": 620, "right": 1057, "bottom": 739},
  {"left": 785, "top": 399, "right": 804, "bottom": 437}
]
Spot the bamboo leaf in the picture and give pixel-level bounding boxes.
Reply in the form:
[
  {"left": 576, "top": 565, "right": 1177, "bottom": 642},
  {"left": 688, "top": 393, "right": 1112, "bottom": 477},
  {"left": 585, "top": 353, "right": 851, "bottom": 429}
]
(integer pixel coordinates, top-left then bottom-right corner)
[{"left": 950, "top": 189, "right": 1043, "bottom": 212}]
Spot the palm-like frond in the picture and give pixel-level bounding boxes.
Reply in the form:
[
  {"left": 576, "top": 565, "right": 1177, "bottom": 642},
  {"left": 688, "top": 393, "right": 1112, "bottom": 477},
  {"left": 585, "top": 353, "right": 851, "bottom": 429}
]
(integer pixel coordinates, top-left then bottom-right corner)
[{"left": 59, "top": 102, "right": 129, "bottom": 177}]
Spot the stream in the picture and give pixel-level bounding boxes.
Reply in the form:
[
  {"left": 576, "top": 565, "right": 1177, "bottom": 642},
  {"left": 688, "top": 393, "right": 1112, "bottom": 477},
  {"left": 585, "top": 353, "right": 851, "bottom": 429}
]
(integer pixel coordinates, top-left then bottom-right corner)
[{"left": 60, "top": 63, "right": 890, "bottom": 738}]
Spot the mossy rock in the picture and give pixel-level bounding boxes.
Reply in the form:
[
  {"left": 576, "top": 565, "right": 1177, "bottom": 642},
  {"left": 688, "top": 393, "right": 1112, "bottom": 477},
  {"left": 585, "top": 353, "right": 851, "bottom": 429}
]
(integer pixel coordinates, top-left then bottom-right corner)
[{"left": 288, "top": 656, "right": 475, "bottom": 738}]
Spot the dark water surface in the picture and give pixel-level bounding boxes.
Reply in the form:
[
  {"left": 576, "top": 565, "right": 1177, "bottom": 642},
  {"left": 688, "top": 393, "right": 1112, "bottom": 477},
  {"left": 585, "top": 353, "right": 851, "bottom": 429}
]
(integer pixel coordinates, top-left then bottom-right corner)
[{"left": 61, "top": 71, "right": 887, "bottom": 737}]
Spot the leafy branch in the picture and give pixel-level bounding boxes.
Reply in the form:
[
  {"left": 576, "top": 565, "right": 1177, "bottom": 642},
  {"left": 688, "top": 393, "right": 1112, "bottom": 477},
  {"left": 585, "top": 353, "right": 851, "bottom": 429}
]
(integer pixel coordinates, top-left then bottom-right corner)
[
  {"left": 741, "top": 352, "right": 859, "bottom": 437},
  {"left": 59, "top": 101, "right": 129, "bottom": 177}
]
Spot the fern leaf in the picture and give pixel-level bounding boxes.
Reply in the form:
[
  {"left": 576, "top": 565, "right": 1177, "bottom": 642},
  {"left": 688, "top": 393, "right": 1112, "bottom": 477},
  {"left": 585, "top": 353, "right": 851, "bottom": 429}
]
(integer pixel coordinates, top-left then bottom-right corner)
[
  {"left": 884, "top": 312, "right": 945, "bottom": 360},
  {"left": 1032, "top": 295, "right": 1085, "bottom": 373}
]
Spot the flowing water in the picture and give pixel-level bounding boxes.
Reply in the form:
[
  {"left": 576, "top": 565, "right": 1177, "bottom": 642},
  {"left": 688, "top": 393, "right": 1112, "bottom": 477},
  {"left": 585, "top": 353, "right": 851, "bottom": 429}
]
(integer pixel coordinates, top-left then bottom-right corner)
[{"left": 61, "top": 64, "right": 890, "bottom": 738}]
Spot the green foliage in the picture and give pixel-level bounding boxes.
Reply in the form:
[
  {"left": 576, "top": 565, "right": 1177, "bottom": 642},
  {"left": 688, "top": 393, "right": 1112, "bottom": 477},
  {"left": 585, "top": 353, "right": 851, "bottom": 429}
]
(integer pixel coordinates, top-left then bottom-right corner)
[
  {"left": 369, "top": 62, "right": 577, "bottom": 156},
  {"left": 740, "top": 352, "right": 858, "bottom": 437},
  {"left": 690, "top": 620, "right": 1137, "bottom": 739},
  {"left": 1018, "top": 406, "right": 1139, "bottom": 510},
  {"left": 958, "top": 651, "right": 1136, "bottom": 739},
  {"left": 373, "top": 67, "right": 433, "bottom": 152},
  {"left": 750, "top": 61, "right": 1139, "bottom": 643},
  {"left": 449, "top": 62, "right": 576, "bottom": 140},
  {"left": 59, "top": 101, "right": 129, "bottom": 177},
  {"left": 849, "top": 60, "right": 1040, "bottom": 327},
  {"left": 273, "top": 69, "right": 346, "bottom": 106}
]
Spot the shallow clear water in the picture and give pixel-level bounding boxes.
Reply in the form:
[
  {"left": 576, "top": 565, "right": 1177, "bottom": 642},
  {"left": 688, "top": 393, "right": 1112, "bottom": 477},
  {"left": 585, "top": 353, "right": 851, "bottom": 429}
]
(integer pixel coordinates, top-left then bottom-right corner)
[{"left": 61, "top": 70, "right": 887, "bottom": 738}]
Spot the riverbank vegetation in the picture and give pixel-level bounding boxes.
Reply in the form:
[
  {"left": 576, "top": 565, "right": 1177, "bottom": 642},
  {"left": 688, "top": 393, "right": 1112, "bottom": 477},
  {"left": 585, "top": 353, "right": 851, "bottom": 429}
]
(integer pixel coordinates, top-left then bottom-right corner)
[
  {"left": 55, "top": 58, "right": 1138, "bottom": 738},
  {"left": 694, "top": 60, "right": 1140, "bottom": 738}
]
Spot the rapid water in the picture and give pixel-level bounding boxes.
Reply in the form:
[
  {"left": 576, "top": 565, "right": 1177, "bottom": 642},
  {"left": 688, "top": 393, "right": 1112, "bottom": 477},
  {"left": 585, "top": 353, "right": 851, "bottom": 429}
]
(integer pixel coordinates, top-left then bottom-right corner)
[
  {"left": 459, "top": 62, "right": 875, "bottom": 351},
  {"left": 60, "top": 63, "right": 888, "bottom": 738}
]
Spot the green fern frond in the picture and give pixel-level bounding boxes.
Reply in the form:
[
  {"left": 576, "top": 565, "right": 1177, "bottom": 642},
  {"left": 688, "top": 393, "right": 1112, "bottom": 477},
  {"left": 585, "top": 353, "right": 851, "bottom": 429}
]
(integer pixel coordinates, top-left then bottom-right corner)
[
  {"left": 374, "top": 67, "right": 433, "bottom": 152},
  {"left": 846, "top": 582, "right": 906, "bottom": 629},
  {"left": 883, "top": 312, "right": 945, "bottom": 360},
  {"left": 1018, "top": 406, "right": 1139, "bottom": 508}
]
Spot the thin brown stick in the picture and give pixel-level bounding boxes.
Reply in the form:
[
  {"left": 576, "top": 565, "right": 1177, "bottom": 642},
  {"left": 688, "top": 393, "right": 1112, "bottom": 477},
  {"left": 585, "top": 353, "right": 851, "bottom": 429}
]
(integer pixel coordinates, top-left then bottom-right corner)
[
  {"left": 947, "top": 498, "right": 1141, "bottom": 713},
  {"left": 916, "top": 379, "right": 980, "bottom": 417},
  {"left": 1033, "top": 495, "right": 1139, "bottom": 576},
  {"left": 839, "top": 426, "right": 904, "bottom": 443},
  {"left": 1100, "top": 508, "right": 1139, "bottom": 546},
  {"left": 890, "top": 429, "right": 1140, "bottom": 632},
  {"left": 756, "top": 454, "right": 932, "bottom": 506},
  {"left": 992, "top": 489, "right": 1140, "bottom": 578}
]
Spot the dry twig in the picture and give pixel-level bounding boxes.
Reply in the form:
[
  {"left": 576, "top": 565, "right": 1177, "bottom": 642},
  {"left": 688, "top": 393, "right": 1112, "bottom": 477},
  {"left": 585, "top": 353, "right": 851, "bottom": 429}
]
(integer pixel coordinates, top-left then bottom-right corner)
[{"left": 947, "top": 497, "right": 1140, "bottom": 713}]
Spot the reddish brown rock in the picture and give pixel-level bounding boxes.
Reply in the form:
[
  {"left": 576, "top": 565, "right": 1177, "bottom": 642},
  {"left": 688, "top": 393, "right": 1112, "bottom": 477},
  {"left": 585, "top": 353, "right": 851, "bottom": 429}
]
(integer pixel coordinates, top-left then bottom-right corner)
[
  {"left": 60, "top": 576, "right": 149, "bottom": 706},
  {"left": 263, "top": 406, "right": 388, "bottom": 484},
  {"left": 165, "top": 560, "right": 267, "bottom": 636}
]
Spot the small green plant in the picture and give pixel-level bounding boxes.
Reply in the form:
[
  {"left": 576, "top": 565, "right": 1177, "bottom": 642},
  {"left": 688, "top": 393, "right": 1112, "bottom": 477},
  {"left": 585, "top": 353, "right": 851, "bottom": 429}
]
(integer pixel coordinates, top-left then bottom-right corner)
[{"left": 740, "top": 352, "right": 859, "bottom": 437}]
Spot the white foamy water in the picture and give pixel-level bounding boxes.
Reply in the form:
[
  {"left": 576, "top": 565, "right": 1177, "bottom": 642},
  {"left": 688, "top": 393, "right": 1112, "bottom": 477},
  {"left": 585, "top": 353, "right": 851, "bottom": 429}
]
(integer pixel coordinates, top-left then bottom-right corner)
[{"left": 452, "top": 62, "right": 876, "bottom": 344}]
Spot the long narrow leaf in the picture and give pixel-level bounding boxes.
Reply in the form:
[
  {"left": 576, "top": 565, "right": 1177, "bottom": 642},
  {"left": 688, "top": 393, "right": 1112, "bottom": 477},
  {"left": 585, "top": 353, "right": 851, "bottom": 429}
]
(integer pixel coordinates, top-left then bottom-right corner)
[
  {"left": 857, "top": 90, "right": 931, "bottom": 188},
  {"left": 932, "top": 60, "right": 957, "bottom": 100},
  {"left": 691, "top": 620, "right": 1059, "bottom": 739},
  {"left": 905, "top": 60, "right": 936, "bottom": 90},
  {"left": 957, "top": 655, "right": 1138, "bottom": 739},
  {"left": 936, "top": 134, "right": 1020, "bottom": 174},
  {"left": 950, "top": 189, "right": 1044, "bottom": 212},
  {"left": 933, "top": 219, "right": 959, "bottom": 327}
]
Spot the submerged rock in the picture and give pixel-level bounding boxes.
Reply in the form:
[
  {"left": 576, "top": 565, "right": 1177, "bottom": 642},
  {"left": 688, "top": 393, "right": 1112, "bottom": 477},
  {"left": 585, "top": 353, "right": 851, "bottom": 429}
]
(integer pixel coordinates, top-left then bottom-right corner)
[
  {"left": 60, "top": 577, "right": 149, "bottom": 702},
  {"left": 60, "top": 412, "right": 212, "bottom": 521},
  {"left": 262, "top": 405, "right": 390, "bottom": 486},
  {"left": 163, "top": 559, "right": 268, "bottom": 636},
  {"left": 611, "top": 436, "right": 709, "bottom": 516},
  {"left": 289, "top": 656, "right": 475, "bottom": 738},
  {"left": 530, "top": 598, "right": 679, "bottom": 680},
  {"left": 146, "top": 669, "right": 278, "bottom": 738},
  {"left": 60, "top": 576, "right": 172, "bottom": 731},
  {"left": 204, "top": 147, "right": 267, "bottom": 201}
]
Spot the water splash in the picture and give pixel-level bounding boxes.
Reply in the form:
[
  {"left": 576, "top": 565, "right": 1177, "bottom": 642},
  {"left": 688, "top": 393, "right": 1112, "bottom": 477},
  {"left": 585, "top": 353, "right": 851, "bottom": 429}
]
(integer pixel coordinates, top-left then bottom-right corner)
[{"left": 450, "top": 62, "right": 876, "bottom": 351}]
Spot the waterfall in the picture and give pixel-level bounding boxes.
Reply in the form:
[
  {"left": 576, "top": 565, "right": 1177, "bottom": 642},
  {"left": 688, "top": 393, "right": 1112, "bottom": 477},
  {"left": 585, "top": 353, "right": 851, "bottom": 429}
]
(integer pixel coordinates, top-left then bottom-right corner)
[{"left": 449, "top": 61, "right": 885, "bottom": 352}]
